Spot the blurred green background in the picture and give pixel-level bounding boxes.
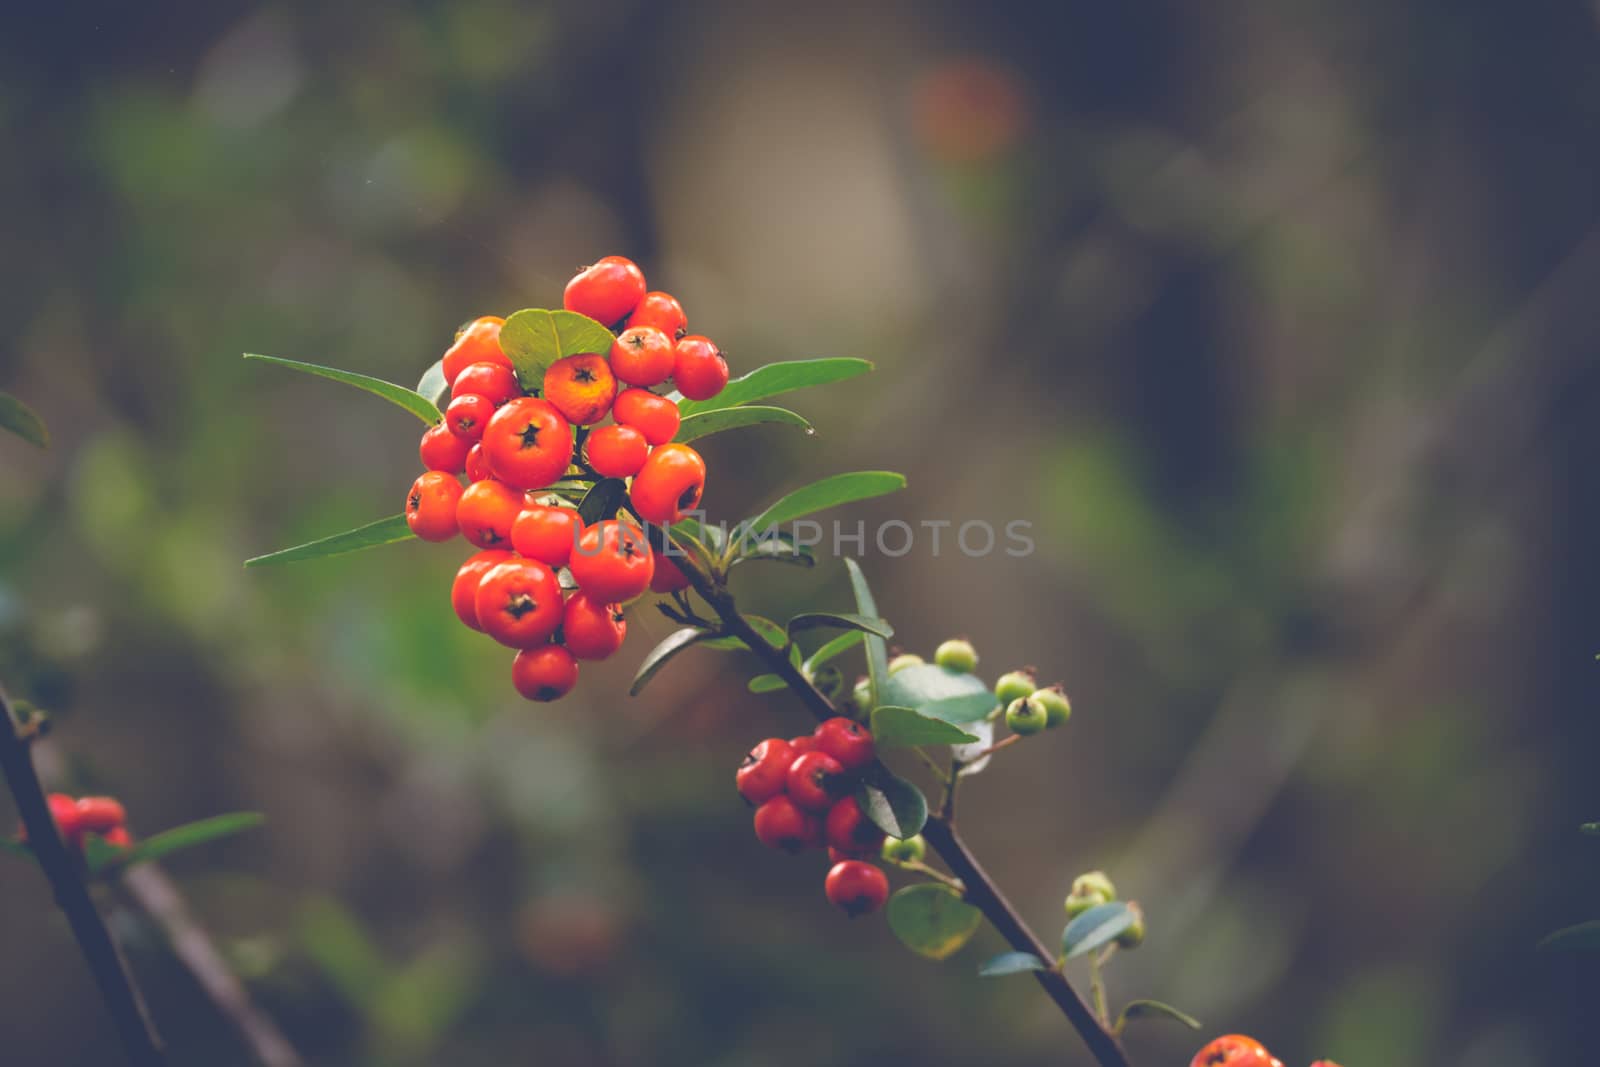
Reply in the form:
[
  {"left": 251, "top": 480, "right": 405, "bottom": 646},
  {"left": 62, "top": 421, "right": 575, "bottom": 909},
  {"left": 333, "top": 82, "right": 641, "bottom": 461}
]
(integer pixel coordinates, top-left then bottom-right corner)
[{"left": 4, "top": 1, "right": 1599, "bottom": 1064}]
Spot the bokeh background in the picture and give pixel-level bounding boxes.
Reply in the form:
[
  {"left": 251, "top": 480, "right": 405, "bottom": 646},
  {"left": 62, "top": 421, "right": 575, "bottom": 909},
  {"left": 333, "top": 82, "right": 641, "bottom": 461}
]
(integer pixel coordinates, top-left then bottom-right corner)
[{"left": 3, "top": 1, "right": 1599, "bottom": 1064}]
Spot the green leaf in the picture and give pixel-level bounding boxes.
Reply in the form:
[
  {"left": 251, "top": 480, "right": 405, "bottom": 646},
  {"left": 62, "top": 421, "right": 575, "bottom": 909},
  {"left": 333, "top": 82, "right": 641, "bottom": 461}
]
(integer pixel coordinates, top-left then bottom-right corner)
[
  {"left": 1117, "top": 1000, "right": 1202, "bottom": 1032},
  {"left": 737, "top": 539, "right": 817, "bottom": 568},
  {"left": 978, "top": 951, "right": 1049, "bottom": 978},
  {"left": 804, "top": 631, "right": 864, "bottom": 673},
  {"left": 748, "top": 471, "right": 906, "bottom": 533},
  {"left": 787, "top": 612, "right": 893, "bottom": 640},
  {"left": 1539, "top": 920, "right": 1600, "bottom": 952},
  {"left": 743, "top": 615, "right": 790, "bottom": 653},
  {"left": 1581, "top": 823, "right": 1600, "bottom": 836},
  {"left": 843, "top": 558, "right": 889, "bottom": 710},
  {"left": 416, "top": 359, "right": 450, "bottom": 411},
  {"left": 674, "top": 406, "right": 813, "bottom": 443},
  {"left": 881, "top": 664, "right": 993, "bottom": 721},
  {"left": 887, "top": 884, "right": 983, "bottom": 961},
  {"left": 747, "top": 674, "right": 786, "bottom": 694},
  {"left": 920, "top": 692, "right": 1001, "bottom": 725},
  {"left": 630, "top": 628, "right": 713, "bottom": 695},
  {"left": 112, "top": 813, "right": 265, "bottom": 871},
  {"left": 1061, "top": 901, "right": 1136, "bottom": 960},
  {"left": 0, "top": 839, "right": 36, "bottom": 863},
  {"left": 243, "top": 354, "right": 442, "bottom": 424},
  {"left": 0, "top": 392, "right": 49, "bottom": 447},
  {"left": 854, "top": 765, "right": 928, "bottom": 840},
  {"left": 246, "top": 514, "right": 414, "bottom": 567},
  {"left": 499, "top": 308, "right": 615, "bottom": 391},
  {"left": 677, "top": 357, "right": 874, "bottom": 416},
  {"left": 871, "top": 706, "right": 980, "bottom": 748},
  {"left": 577, "top": 478, "right": 629, "bottom": 526}
]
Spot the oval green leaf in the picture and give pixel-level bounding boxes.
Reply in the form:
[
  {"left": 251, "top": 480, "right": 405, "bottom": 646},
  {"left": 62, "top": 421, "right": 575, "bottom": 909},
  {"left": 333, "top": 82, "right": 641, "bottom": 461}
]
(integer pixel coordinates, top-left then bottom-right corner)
[
  {"left": 1117, "top": 1000, "right": 1202, "bottom": 1032},
  {"left": 1539, "top": 919, "right": 1600, "bottom": 952},
  {"left": 881, "top": 664, "right": 992, "bottom": 718},
  {"left": 871, "top": 706, "right": 980, "bottom": 749},
  {"left": 500, "top": 308, "right": 615, "bottom": 391},
  {"left": 787, "top": 612, "right": 893, "bottom": 640},
  {"left": 748, "top": 471, "right": 906, "bottom": 533},
  {"left": 804, "top": 630, "right": 864, "bottom": 673},
  {"left": 106, "top": 812, "right": 266, "bottom": 873},
  {"left": 747, "top": 674, "right": 786, "bottom": 694},
  {"left": 577, "top": 477, "right": 629, "bottom": 525},
  {"left": 843, "top": 558, "right": 889, "bottom": 709},
  {"left": 743, "top": 615, "right": 788, "bottom": 652},
  {"left": 887, "top": 884, "right": 983, "bottom": 961},
  {"left": 854, "top": 765, "right": 928, "bottom": 840},
  {"left": 1061, "top": 901, "right": 1136, "bottom": 959},
  {"left": 674, "top": 406, "right": 813, "bottom": 443},
  {"left": 416, "top": 359, "right": 450, "bottom": 411},
  {"left": 919, "top": 691, "right": 1000, "bottom": 725},
  {"left": 0, "top": 392, "right": 49, "bottom": 447},
  {"left": 677, "top": 357, "right": 874, "bottom": 416},
  {"left": 630, "top": 628, "right": 713, "bottom": 695},
  {"left": 978, "top": 951, "right": 1049, "bottom": 978},
  {"left": 245, "top": 514, "right": 414, "bottom": 567},
  {"left": 243, "top": 354, "right": 442, "bottom": 424}
]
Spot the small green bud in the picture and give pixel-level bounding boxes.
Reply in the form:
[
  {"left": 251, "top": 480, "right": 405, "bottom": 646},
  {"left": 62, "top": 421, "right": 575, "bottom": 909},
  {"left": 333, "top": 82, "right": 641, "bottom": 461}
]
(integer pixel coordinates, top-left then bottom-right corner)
[
  {"left": 1071, "top": 869, "right": 1117, "bottom": 904},
  {"left": 1005, "top": 695, "right": 1048, "bottom": 735},
  {"left": 933, "top": 638, "right": 978, "bottom": 673},
  {"left": 1114, "top": 902, "right": 1145, "bottom": 949},
  {"left": 887, "top": 652, "right": 924, "bottom": 675},
  {"left": 881, "top": 834, "right": 927, "bottom": 865},
  {"left": 851, "top": 676, "right": 872, "bottom": 716},
  {"left": 994, "top": 668, "right": 1037, "bottom": 703},
  {"left": 1033, "top": 685, "right": 1071, "bottom": 728}
]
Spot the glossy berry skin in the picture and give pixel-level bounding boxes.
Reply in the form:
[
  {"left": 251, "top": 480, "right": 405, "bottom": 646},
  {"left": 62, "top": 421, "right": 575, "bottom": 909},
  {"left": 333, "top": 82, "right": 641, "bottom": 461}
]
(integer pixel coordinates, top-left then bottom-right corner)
[
  {"left": 786, "top": 751, "right": 847, "bottom": 812},
  {"left": 475, "top": 559, "right": 563, "bottom": 649},
  {"left": 1005, "top": 694, "right": 1048, "bottom": 735},
  {"left": 672, "top": 335, "right": 729, "bottom": 401},
  {"left": 612, "top": 388, "right": 681, "bottom": 446},
  {"left": 511, "top": 504, "right": 583, "bottom": 568},
  {"left": 1034, "top": 685, "right": 1071, "bottom": 728},
  {"left": 455, "top": 478, "right": 522, "bottom": 549},
  {"left": 625, "top": 291, "right": 687, "bottom": 339},
  {"left": 824, "top": 796, "right": 885, "bottom": 857},
  {"left": 933, "top": 638, "right": 978, "bottom": 672},
  {"left": 451, "top": 361, "right": 522, "bottom": 406},
  {"left": 1189, "top": 1036, "right": 1274, "bottom": 1067},
  {"left": 881, "top": 834, "right": 926, "bottom": 865},
  {"left": 569, "top": 520, "right": 654, "bottom": 603},
  {"left": 483, "top": 398, "right": 574, "bottom": 490},
  {"left": 512, "top": 644, "right": 579, "bottom": 702},
  {"left": 441, "top": 316, "right": 508, "bottom": 384},
  {"left": 562, "top": 592, "right": 626, "bottom": 661},
  {"left": 450, "top": 549, "right": 515, "bottom": 631},
  {"left": 406, "top": 472, "right": 464, "bottom": 542},
  {"left": 465, "top": 443, "right": 493, "bottom": 483},
  {"left": 420, "top": 422, "right": 471, "bottom": 473},
  {"left": 736, "top": 738, "right": 796, "bottom": 806},
  {"left": 75, "top": 797, "right": 126, "bottom": 833},
  {"left": 994, "top": 669, "right": 1037, "bottom": 703},
  {"left": 753, "top": 795, "right": 821, "bottom": 854},
  {"left": 543, "top": 353, "right": 617, "bottom": 426},
  {"left": 788, "top": 735, "right": 818, "bottom": 755},
  {"left": 648, "top": 546, "right": 690, "bottom": 593},
  {"left": 813, "top": 717, "right": 875, "bottom": 771},
  {"left": 824, "top": 860, "right": 890, "bottom": 917},
  {"left": 584, "top": 424, "right": 649, "bottom": 479},
  {"left": 21, "top": 793, "right": 87, "bottom": 846},
  {"left": 630, "top": 443, "right": 706, "bottom": 525},
  {"left": 610, "top": 326, "right": 676, "bottom": 387},
  {"left": 563, "top": 255, "right": 647, "bottom": 327},
  {"left": 446, "top": 393, "right": 495, "bottom": 442}
]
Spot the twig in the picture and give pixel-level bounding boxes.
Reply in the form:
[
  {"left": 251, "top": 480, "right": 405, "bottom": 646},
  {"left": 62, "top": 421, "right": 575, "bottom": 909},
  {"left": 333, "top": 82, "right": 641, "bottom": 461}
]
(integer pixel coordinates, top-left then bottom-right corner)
[
  {"left": 956, "top": 732, "right": 1022, "bottom": 766},
  {"left": 0, "top": 680, "right": 167, "bottom": 1067}
]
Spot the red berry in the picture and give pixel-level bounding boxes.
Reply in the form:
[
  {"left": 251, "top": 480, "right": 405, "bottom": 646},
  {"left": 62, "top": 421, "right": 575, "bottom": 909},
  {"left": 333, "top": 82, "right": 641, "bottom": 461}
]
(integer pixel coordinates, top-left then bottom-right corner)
[
  {"left": 445, "top": 393, "right": 495, "bottom": 441},
  {"left": 483, "top": 397, "right": 574, "bottom": 490},
  {"left": 511, "top": 504, "right": 583, "bottom": 568},
  {"left": 406, "top": 471, "right": 464, "bottom": 542},
  {"left": 824, "top": 860, "right": 889, "bottom": 917},
  {"left": 789, "top": 735, "right": 818, "bottom": 755},
  {"left": 563, "top": 255, "right": 647, "bottom": 326},
  {"left": 824, "top": 796, "right": 884, "bottom": 857},
  {"left": 736, "top": 738, "right": 796, "bottom": 806},
  {"left": 610, "top": 326, "right": 676, "bottom": 387},
  {"left": 584, "top": 424, "right": 649, "bottom": 478},
  {"left": 475, "top": 559, "right": 564, "bottom": 649},
  {"left": 465, "top": 442, "right": 494, "bottom": 482},
  {"left": 786, "top": 750, "right": 847, "bottom": 812},
  {"left": 19, "top": 793, "right": 87, "bottom": 847},
  {"left": 672, "top": 335, "right": 729, "bottom": 401},
  {"left": 543, "top": 353, "right": 618, "bottom": 426},
  {"left": 612, "top": 388, "right": 681, "bottom": 446},
  {"left": 420, "top": 422, "right": 471, "bottom": 473},
  {"left": 625, "top": 291, "right": 687, "bottom": 339},
  {"left": 102, "top": 826, "right": 133, "bottom": 848},
  {"left": 569, "top": 520, "right": 654, "bottom": 603},
  {"left": 455, "top": 478, "right": 522, "bottom": 549},
  {"left": 1189, "top": 1036, "right": 1275, "bottom": 1067},
  {"left": 451, "top": 361, "right": 522, "bottom": 406},
  {"left": 648, "top": 546, "right": 691, "bottom": 593},
  {"left": 512, "top": 644, "right": 579, "bottom": 702},
  {"left": 561, "top": 592, "right": 626, "bottom": 661},
  {"left": 629, "top": 443, "right": 706, "bottom": 525},
  {"left": 75, "top": 797, "right": 126, "bottom": 834},
  {"left": 813, "top": 717, "right": 876, "bottom": 772},
  {"left": 441, "top": 316, "right": 509, "bottom": 385},
  {"left": 753, "top": 795, "right": 821, "bottom": 854},
  {"left": 450, "top": 549, "right": 515, "bottom": 631}
]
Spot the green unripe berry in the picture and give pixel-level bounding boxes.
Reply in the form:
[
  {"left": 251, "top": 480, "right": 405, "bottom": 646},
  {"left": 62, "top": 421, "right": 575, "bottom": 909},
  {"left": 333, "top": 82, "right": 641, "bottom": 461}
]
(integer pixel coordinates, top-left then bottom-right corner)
[
  {"left": 1064, "top": 892, "right": 1098, "bottom": 919},
  {"left": 1072, "top": 869, "right": 1117, "bottom": 904},
  {"left": 1034, "top": 685, "right": 1071, "bottom": 728},
  {"left": 812, "top": 664, "right": 844, "bottom": 700},
  {"left": 1115, "top": 902, "right": 1146, "bottom": 949},
  {"left": 887, "top": 652, "right": 924, "bottom": 675},
  {"left": 851, "top": 676, "right": 872, "bottom": 716},
  {"left": 881, "top": 834, "right": 927, "bottom": 865},
  {"left": 1005, "top": 695, "right": 1048, "bottom": 735},
  {"left": 933, "top": 638, "right": 979, "bottom": 673},
  {"left": 994, "top": 669, "right": 1037, "bottom": 704}
]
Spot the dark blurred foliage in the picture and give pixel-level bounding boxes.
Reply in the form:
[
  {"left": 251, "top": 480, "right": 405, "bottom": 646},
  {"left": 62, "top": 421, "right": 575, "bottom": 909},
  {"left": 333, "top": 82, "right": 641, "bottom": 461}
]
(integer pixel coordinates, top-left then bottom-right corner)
[{"left": 4, "top": 1, "right": 1600, "bottom": 1064}]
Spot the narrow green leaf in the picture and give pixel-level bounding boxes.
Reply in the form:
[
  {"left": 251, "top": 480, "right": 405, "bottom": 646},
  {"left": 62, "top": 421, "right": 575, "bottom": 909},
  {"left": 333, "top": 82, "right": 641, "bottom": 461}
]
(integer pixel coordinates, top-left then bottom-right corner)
[
  {"left": 674, "top": 406, "right": 813, "bottom": 443},
  {"left": 844, "top": 558, "right": 889, "bottom": 710},
  {"left": 747, "top": 674, "right": 786, "bottom": 694},
  {"left": 887, "top": 884, "right": 982, "bottom": 961},
  {"left": 881, "top": 664, "right": 992, "bottom": 718},
  {"left": 0, "top": 392, "right": 49, "bottom": 447},
  {"left": 113, "top": 813, "right": 265, "bottom": 871},
  {"left": 1539, "top": 919, "right": 1600, "bottom": 952},
  {"left": 871, "top": 706, "right": 980, "bottom": 748},
  {"left": 243, "top": 354, "right": 442, "bottom": 424},
  {"left": 854, "top": 765, "right": 928, "bottom": 840},
  {"left": 787, "top": 612, "right": 893, "bottom": 640},
  {"left": 499, "top": 308, "right": 615, "bottom": 391},
  {"left": 677, "top": 357, "right": 874, "bottom": 416},
  {"left": 416, "top": 359, "right": 450, "bottom": 411},
  {"left": 748, "top": 471, "right": 906, "bottom": 533},
  {"left": 1061, "top": 901, "right": 1136, "bottom": 959},
  {"left": 577, "top": 478, "right": 629, "bottom": 526},
  {"left": 1117, "top": 1000, "right": 1202, "bottom": 1032},
  {"left": 630, "top": 628, "right": 713, "bottom": 695},
  {"left": 804, "top": 631, "right": 864, "bottom": 673},
  {"left": 246, "top": 514, "right": 414, "bottom": 567},
  {"left": 978, "top": 952, "right": 1049, "bottom": 978}
]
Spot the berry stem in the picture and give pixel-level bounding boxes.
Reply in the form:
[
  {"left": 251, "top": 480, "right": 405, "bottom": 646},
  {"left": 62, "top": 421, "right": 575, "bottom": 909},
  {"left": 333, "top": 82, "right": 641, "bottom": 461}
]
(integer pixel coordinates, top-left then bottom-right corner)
[
  {"left": 0, "top": 679, "right": 168, "bottom": 1067},
  {"left": 895, "top": 859, "right": 964, "bottom": 892},
  {"left": 956, "top": 732, "right": 1023, "bottom": 766}
]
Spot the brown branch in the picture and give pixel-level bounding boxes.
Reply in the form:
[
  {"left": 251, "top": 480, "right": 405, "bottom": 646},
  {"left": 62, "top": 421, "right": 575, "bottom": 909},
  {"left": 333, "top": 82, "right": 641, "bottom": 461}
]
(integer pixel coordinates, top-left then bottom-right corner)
[{"left": 0, "top": 680, "right": 167, "bottom": 1067}]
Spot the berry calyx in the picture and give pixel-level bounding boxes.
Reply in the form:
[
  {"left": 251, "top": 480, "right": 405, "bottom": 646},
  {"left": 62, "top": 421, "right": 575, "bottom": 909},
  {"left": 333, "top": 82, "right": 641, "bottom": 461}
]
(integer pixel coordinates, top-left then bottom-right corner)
[
  {"left": 474, "top": 558, "right": 564, "bottom": 649},
  {"left": 672, "top": 335, "right": 729, "bottom": 401},
  {"left": 881, "top": 834, "right": 927, "bottom": 866},
  {"left": 451, "top": 361, "right": 522, "bottom": 406},
  {"left": 584, "top": 424, "right": 649, "bottom": 479},
  {"left": 933, "top": 637, "right": 978, "bottom": 672},
  {"left": 441, "top": 316, "right": 508, "bottom": 384},
  {"left": 406, "top": 472, "right": 464, "bottom": 542},
  {"left": 420, "top": 422, "right": 471, "bottom": 473},
  {"left": 561, "top": 592, "right": 626, "bottom": 661},
  {"left": 813, "top": 717, "right": 875, "bottom": 771},
  {"left": 753, "top": 795, "right": 820, "bottom": 853},
  {"left": 512, "top": 644, "right": 579, "bottom": 702},
  {"left": 1033, "top": 685, "right": 1071, "bottom": 728},
  {"left": 736, "top": 738, "right": 796, "bottom": 806},
  {"left": 1189, "top": 1036, "right": 1274, "bottom": 1067},
  {"left": 625, "top": 291, "right": 687, "bottom": 339},
  {"left": 569, "top": 520, "right": 655, "bottom": 603},
  {"left": 612, "top": 388, "right": 680, "bottom": 445},
  {"left": 451, "top": 549, "right": 515, "bottom": 631},
  {"left": 994, "top": 668, "right": 1038, "bottom": 703},
  {"left": 630, "top": 443, "right": 706, "bottom": 525},
  {"left": 1005, "top": 694, "right": 1048, "bottom": 735},
  {"left": 482, "top": 397, "right": 573, "bottom": 490},
  {"left": 543, "top": 353, "right": 617, "bottom": 426},
  {"left": 786, "top": 751, "right": 847, "bottom": 812},
  {"left": 455, "top": 478, "right": 523, "bottom": 549},
  {"left": 824, "top": 796, "right": 885, "bottom": 857},
  {"left": 511, "top": 504, "right": 583, "bottom": 568},
  {"left": 563, "top": 256, "right": 647, "bottom": 327},
  {"left": 824, "top": 860, "right": 889, "bottom": 918},
  {"left": 610, "top": 326, "right": 677, "bottom": 388},
  {"left": 445, "top": 393, "right": 495, "bottom": 441}
]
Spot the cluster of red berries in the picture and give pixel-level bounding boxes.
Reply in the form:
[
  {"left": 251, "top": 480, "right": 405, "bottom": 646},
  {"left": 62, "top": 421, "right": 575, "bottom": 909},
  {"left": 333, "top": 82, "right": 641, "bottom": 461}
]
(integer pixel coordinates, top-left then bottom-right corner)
[
  {"left": 738, "top": 717, "right": 893, "bottom": 917},
  {"left": 1191, "top": 1035, "right": 1343, "bottom": 1067},
  {"left": 17, "top": 794, "right": 132, "bottom": 852},
  {"left": 405, "top": 257, "right": 728, "bottom": 702}
]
